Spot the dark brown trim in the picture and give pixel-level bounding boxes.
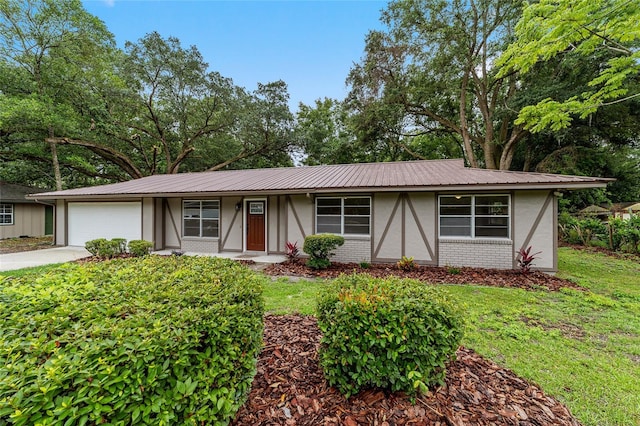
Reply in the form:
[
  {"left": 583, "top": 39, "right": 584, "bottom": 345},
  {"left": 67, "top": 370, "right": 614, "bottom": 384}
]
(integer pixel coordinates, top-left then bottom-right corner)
[
  {"left": 511, "top": 191, "right": 517, "bottom": 269},
  {"left": 277, "top": 196, "right": 281, "bottom": 251},
  {"left": 284, "top": 196, "right": 289, "bottom": 244},
  {"left": 406, "top": 194, "right": 435, "bottom": 260},
  {"left": 166, "top": 199, "right": 180, "bottom": 246},
  {"left": 434, "top": 193, "right": 439, "bottom": 266},
  {"left": 286, "top": 195, "right": 307, "bottom": 239},
  {"left": 553, "top": 194, "right": 558, "bottom": 272},
  {"left": 373, "top": 194, "right": 402, "bottom": 259},
  {"left": 370, "top": 195, "right": 375, "bottom": 261},
  {"left": 221, "top": 198, "right": 241, "bottom": 251},
  {"left": 401, "top": 193, "right": 406, "bottom": 257},
  {"left": 517, "top": 191, "right": 554, "bottom": 259}
]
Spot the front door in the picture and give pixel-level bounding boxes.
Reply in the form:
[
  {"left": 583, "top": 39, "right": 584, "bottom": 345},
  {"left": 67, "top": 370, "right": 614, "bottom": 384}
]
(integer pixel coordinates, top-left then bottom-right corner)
[{"left": 246, "top": 201, "right": 265, "bottom": 251}]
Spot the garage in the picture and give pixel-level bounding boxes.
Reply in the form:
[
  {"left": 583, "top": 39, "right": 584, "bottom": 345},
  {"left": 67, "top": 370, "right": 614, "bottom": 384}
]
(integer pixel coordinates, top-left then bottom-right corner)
[{"left": 67, "top": 202, "right": 142, "bottom": 246}]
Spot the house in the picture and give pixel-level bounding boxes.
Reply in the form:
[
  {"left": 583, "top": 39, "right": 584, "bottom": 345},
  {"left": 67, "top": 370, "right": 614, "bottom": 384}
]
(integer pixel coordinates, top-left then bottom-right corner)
[
  {"left": 610, "top": 202, "right": 640, "bottom": 220},
  {"left": 28, "top": 159, "right": 612, "bottom": 271},
  {"left": 0, "top": 182, "right": 54, "bottom": 240}
]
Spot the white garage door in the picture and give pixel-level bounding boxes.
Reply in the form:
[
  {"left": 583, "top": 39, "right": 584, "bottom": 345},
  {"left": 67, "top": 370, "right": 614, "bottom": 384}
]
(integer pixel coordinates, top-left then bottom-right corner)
[{"left": 68, "top": 202, "right": 142, "bottom": 246}]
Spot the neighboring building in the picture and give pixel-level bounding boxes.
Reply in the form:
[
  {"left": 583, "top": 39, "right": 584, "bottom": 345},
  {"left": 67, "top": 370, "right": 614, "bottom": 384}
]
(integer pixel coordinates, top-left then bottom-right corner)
[
  {"left": 29, "top": 159, "right": 612, "bottom": 271},
  {"left": 610, "top": 202, "right": 640, "bottom": 220},
  {"left": 0, "top": 182, "right": 54, "bottom": 240}
]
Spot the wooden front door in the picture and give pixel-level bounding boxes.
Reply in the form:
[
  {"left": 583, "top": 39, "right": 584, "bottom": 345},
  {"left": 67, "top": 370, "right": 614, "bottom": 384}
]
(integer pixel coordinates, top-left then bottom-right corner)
[{"left": 246, "top": 201, "right": 266, "bottom": 251}]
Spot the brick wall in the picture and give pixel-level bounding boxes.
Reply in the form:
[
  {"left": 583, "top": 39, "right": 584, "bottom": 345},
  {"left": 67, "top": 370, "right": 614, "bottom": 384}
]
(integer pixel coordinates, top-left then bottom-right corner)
[
  {"left": 331, "top": 237, "right": 371, "bottom": 263},
  {"left": 181, "top": 238, "right": 218, "bottom": 253},
  {"left": 438, "top": 239, "right": 513, "bottom": 269}
]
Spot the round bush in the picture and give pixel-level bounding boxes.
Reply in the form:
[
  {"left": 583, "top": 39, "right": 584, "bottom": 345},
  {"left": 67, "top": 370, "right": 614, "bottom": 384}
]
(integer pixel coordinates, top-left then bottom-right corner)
[
  {"left": 316, "top": 274, "right": 464, "bottom": 397},
  {"left": 0, "top": 256, "right": 265, "bottom": 425}
]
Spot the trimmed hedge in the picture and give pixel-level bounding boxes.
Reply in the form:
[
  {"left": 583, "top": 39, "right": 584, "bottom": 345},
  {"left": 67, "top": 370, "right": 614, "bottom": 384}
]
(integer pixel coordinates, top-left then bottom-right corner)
[
  {"left": 303, "top": 234, "right": 345, "bottom": 269},
  {"left": 316, "top": 274, "right": 464, "bottom": 398},
  {"left": 0, "top": 256, "right": 265, "bottom": 425}
]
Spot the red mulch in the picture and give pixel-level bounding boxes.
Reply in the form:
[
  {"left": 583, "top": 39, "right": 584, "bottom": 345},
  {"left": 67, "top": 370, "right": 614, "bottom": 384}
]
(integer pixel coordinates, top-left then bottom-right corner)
[
  {"left": 263, "top": 260, "right": 584, "bottom": 292},
  {"left": 232, "top": 315, "right": 581, "bottom": 426}
]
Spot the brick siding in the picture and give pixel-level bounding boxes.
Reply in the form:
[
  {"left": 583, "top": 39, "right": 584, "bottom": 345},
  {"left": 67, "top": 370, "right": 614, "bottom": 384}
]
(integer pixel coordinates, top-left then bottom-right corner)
[
  {"left": 331, "top": 237, "right": 371, "bottom": 263},
  {"left": 181, "top": 238, "right": 219, "bottom": 253},
  {"left": 438, "top": 239, "right": 513, "bottom": 269}
]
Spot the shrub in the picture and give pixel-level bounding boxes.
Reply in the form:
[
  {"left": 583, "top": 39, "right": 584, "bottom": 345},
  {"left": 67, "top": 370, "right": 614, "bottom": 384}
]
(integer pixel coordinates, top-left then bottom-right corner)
[
  {"left": 128, "top": 239, "right": 153, "bottom": 257},
  {"left": 303, "top": 234, "right": 345, "bottom": 269},
  {"left": 316, "top": 274, "right": 464, "bottom": 398},
  {"left": 84, "top": 238, "right": 121, "bottom": 259},
  {"left": 517, "top": 246, "right": 541, "bottom": 274},
  {"left": 396, "top": 255, "right": 416, "bottom": 270},
  {"left": 111, "top": 238, "right": 128, "bottom": 255},
  {"left": 285, "top": 241, "right": 300, "bottom": 262},
  {"left": 0, "top": 256, "right": 265, "bottom": 425}
]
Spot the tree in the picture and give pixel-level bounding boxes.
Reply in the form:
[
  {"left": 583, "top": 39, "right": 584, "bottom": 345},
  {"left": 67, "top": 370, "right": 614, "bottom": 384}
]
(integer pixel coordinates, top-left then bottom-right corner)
[
  {"left": 296, "top": 98, "right": 356, "bottom": 165},
  {"left": 347, "top": 0, "right": 527, "bottom": 170},
  {"left": 0, "top": 0, "right": 116, "bottom": 189},
  {"left": 497, "top": 0, "right": 640, "bottom": 132}
]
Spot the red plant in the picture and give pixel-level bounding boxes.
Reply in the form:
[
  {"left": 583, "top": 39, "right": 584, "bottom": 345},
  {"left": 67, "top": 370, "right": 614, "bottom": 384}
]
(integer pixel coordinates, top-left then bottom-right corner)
[
  {"left": 285, "top": 241, "right": 299, "bottom": 262},
  {"left": 517, "top": 246, "right": 542, "bottom": 274}
]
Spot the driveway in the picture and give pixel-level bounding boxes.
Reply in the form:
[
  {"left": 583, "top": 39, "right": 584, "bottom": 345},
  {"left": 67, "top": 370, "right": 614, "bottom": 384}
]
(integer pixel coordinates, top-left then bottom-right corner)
[{"left": 0, "top": 246, "right": 90, "bottom": 272}]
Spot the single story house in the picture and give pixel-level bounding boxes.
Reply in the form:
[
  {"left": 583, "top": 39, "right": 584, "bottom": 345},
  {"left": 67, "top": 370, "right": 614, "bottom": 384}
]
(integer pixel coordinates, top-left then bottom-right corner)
[
  {"left": 0, "top": 182, "right": 54, "bottom": 240},
  {"left": 29, "top": 159, "right": 611, "bottom": 271}
]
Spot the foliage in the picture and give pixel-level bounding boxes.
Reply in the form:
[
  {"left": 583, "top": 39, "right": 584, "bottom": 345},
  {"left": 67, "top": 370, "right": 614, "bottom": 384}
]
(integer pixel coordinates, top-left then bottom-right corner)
[
  {"left": 396, "top": 255, "right": 416, "bottom": 271},
  {"left": 0, "top": 256, "right": 265, "bottom": 425},
  {"left": 517, "top": 246, "right": 541, "bottom": 274},
  {"left": 497, "top": 0, "right": 640, "bottom": 133},
  {"left": 359, "top": 261, "right": 371, "bottom": 269},
  {"left": 347, "top": 0, "right": 526, "bottom": 169},
  {"left": 316, "top": 274, "right": 464, "bottom": 397},
  {"left": 128, "top": 240, "right": 153, "bottom": 257},
  {"left": 303, "top": 234, "right": 345, "bottom": 269},
  {"left": 84, "top": 238, "right": 125, "bottom": 259},
  {"left": 559, "top": 213, "right": 640, "bottom": 253},
  {"left": 285, "top": 241, "right": 300, "bottom": 262}
]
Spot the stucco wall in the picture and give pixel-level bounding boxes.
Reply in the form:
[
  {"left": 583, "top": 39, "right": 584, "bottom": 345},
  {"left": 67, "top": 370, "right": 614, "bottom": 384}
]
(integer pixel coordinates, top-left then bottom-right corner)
[
  {"left": 513, "top": 190, "right": 556, "bottom": 271},
  {"left": 372, "top": 193, "right": 436, "bottom": 264},
  {"left": 268, "top": 196, "right": 286, "bottom": 253},
  {"left": 55, "top": 200, "right": 66, "bottom": 245},
  {"left": 142, "top": 198, "right": 154, "bottom": 243},
  {"left": 220, "top": 197, "right": 243, "bottom": 252},
  {"left": 286, "top": 195, "right": 313, "bottom": 247},
  {"left": 0, "top": 203, "right": 46, "bottom": 239},
  {"left": 164, "top": 198, "right": 181, "bottom": 249}
]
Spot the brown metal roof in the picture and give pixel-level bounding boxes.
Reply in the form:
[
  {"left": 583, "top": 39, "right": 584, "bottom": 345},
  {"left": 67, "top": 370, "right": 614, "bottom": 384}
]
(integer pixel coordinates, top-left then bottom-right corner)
[{"left": 27, "top": 159, "right": 613, "bottom": 200}]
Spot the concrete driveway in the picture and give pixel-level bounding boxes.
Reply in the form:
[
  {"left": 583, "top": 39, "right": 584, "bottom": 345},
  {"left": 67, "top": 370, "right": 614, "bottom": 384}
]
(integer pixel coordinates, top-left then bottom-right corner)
[{"left": 0, "top": 246, "right": 90, "bottom": 272}]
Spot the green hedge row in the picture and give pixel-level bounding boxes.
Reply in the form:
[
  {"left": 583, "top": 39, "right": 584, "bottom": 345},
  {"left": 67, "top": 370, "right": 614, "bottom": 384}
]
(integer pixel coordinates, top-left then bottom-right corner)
[
  {"left": 316, "top": 274, "right": 464, "bottom": 398},
  {"left": 0, "top": 256, "right": 265, "bottom": 425}
]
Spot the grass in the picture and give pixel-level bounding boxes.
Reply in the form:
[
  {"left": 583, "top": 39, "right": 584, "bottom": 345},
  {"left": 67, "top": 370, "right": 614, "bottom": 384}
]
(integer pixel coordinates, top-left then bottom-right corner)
[
  {"left": 0, "top": 263, "right": 63, "bottom": 278},
  {"left": 2, "top": 248, "right": 638, "bottom": 425},
  {"left": 259, "top": 247, "right": 639, "bottom": 426}
]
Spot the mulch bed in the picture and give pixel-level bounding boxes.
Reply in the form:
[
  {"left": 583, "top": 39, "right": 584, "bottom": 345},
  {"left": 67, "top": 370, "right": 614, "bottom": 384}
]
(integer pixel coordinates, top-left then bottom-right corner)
[
  {"left": 233, "top": 315, "right": 581, "bottom": 426},
  {"left": 263, "top": 260, "right": 584, "bottom": 292},
  {"left": 0, "top": 236, "right": 54, "bottom": 254}
]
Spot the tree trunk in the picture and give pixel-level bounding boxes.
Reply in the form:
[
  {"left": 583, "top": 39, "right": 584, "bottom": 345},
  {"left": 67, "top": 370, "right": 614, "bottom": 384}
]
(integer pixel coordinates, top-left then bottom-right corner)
[{"left": 48, "top": 127, "right": 63, "bottom": 191}]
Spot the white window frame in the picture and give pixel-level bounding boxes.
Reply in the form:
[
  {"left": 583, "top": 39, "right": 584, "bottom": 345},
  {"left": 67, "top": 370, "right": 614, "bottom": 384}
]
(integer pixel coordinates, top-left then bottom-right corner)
[
  {"left": 0, "top": 203, "right": 14, "bottom": 225},
  {"left": 438, "top": 194, "right": 510, "bottom": 239},
  {"left": 315, "top": 196, "right": 371, "bottom": 236},
  {"left": 182, "top": 200, "right": 220, "bottom": 238}
]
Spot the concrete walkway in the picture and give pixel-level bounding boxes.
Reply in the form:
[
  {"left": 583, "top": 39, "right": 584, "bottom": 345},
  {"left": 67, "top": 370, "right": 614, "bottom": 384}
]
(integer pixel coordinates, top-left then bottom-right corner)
[
  {"left": 0, "top": 246, "right": 91, "bottom": 272},
  {"left": 0, "top": 247, "right": 287, "bottom": 272}
]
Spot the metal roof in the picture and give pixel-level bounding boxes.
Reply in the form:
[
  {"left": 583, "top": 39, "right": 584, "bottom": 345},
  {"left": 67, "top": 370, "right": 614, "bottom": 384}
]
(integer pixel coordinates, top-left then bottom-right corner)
[{"left": 27, "top": 159, "right": 613, "bottom": 200}]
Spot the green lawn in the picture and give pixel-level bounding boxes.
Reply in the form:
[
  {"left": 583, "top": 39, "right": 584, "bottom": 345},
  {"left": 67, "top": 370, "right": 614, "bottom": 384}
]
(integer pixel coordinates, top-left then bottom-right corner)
[{"left": 261, "top": 248, "right": 640, "bottom": 426}]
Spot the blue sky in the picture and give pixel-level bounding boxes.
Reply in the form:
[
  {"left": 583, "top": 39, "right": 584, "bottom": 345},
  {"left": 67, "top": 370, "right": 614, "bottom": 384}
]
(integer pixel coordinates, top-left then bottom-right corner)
[{"left": 82, "top": 1, "right": 388, "bottom": 110}]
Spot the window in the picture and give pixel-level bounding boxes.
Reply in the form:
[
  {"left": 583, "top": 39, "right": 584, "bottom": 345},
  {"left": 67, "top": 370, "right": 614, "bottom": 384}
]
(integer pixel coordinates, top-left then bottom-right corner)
[
  {"left": 0, "top": 204, "right": 13, "bottom": 225},
  {"left": 439, "top": 195, "right": 509, "bottom": 238},
  {"left": 316, "top": 197, "right": 370, "bottom": 235},
  {"left": 183, "top": 200, "right": 219, "bottom": 238}
]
